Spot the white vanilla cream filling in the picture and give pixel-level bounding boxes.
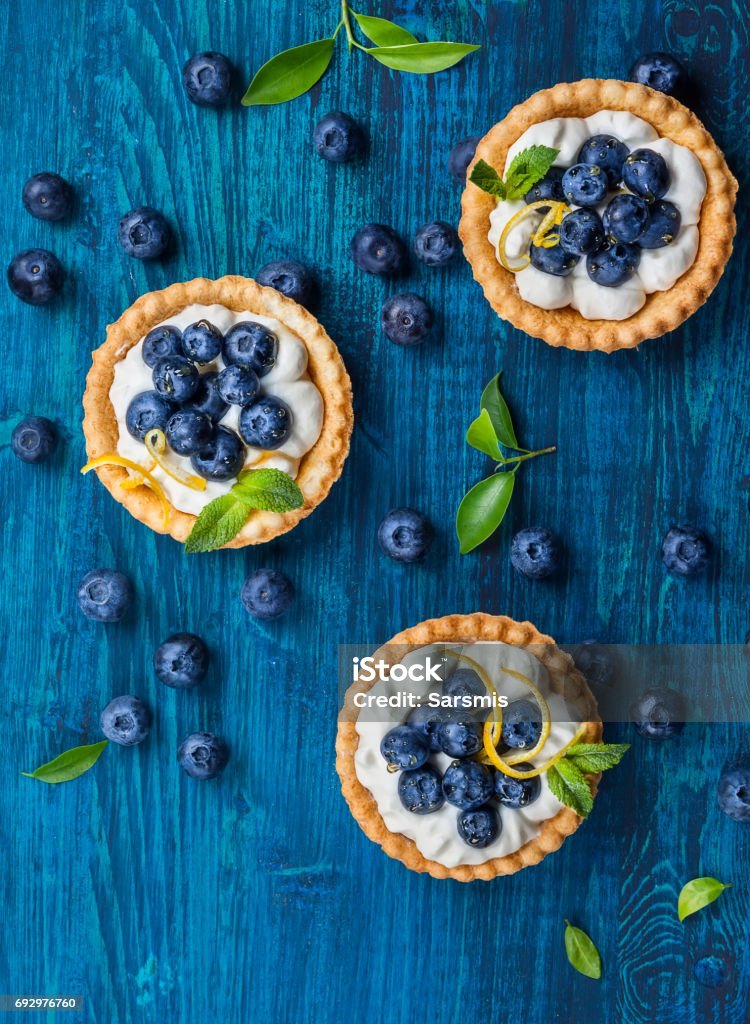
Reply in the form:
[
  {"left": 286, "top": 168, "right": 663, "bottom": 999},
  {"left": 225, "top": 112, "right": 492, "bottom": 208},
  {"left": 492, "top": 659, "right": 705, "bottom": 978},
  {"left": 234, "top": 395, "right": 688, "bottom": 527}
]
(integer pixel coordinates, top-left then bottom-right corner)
[
  {"left": 109, "top": 304, "right": 323, "bottom": 515},
  {"left": 488, "top": 111, "right": 707, "bottom": 321}
]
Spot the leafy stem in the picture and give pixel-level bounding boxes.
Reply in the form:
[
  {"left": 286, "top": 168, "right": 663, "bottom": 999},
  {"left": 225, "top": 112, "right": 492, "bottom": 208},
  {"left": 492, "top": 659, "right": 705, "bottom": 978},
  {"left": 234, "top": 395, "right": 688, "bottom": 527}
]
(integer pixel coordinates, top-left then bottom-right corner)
[
  {"left": 340, "top": 0, "right": 362, "bottom": 51},
  {"left": 500, "top": 445, "right": 556, "bottom": 467}
]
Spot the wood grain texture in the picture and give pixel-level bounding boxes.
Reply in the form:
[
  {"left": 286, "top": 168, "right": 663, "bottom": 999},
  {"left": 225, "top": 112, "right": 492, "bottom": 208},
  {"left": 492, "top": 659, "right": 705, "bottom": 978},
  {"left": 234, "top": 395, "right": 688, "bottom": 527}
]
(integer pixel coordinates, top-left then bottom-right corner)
[{"left": 0, "top": 0, "right": 748, "bottom": 1021}]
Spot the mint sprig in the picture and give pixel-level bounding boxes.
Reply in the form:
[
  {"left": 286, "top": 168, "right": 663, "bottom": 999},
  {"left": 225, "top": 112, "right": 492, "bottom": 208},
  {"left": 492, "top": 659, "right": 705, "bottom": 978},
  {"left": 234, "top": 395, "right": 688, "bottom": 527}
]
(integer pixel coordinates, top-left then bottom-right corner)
[
  {"left": 547, "top": 742, "right": 631, "bottom": 818},
  {"left": 22, "top": 740, "right": 109, "bottom": 784},
  {"left": 469, "top": 145, "right": 559, "bottom": 201},
  {"left": 185, "top": 468, "right": 304, "bottom": 553}
]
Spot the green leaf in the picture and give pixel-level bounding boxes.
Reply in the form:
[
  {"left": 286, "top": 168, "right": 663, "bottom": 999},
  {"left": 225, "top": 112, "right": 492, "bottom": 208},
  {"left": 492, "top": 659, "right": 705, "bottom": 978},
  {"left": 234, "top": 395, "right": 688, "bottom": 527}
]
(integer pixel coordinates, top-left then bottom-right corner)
[
  {"left": 365, "top": 41, "right": 480, "bottom": 74},
  {"left": 184, "top": 494, "right": 249, "bottom": 554},
  {"left": 566, "top": 743, "right": 631, "bottom": 774},
  {"left": 22, "top": 740, "right": 108, "bottom": 784},
  {"left": 564, "top": 921, "right": 602, "bottom": 980},
  {"left": 241, "top": 38, "right": 336, "bottom": 106},
  {"left": 234, "top": 468, "right": 304, "bottom": 513},
  {"left": 547, "top": 759, "right": 594, "bottom": 818},
  {"left": 466, "top": 408, "right": 502, "bottom": 460},
  {"left": 353, "top": 12, "right": 417, "bottom": 46},
  {"left": 504, "top": 145, "right": 560, "bottom": 199},
  {"left": 456, "top": 472, "right": 515, "bottom": 554},
  {"left": 480, "top": 372, "right": 519, "bottom": 450},
  {"left": 678, "top": 877, "right": 732, "bottom": 923},
  {"left": 469, "top": 159, "right": 507, "bottom": 200}
]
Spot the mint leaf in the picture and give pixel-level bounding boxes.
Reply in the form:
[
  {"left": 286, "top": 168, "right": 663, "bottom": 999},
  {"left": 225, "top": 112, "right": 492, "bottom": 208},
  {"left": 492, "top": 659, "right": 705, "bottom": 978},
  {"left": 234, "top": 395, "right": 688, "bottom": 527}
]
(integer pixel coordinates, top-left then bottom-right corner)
[
  {"left": 234, "top": 468, "right": 304, "bottom": 513},
  {"left": 184, "top": 494, "right": 249, "bottom": 554},
  {"left": 353, "top": 12, "right": 416, "bottom": 46},
  {"left": 469, "top": 159, "right": 507, "bottom": 199},
  {"left": 22, "top": 740, "right": 108, "bottom": 784},
  {"left": 365, "top": 41, "right": 480, "bottom": 74},
  {"left": 466, "top": 408, "right": 503, "bottom": 460},
  {"left": 456, "top": 472, "right": 515, "bottom": 554},
  {"left": 547, "top": 759, "right": 594, "bottom": 818},
  {"left": 566, "top": 743, "right": 630, "bottom": 774},
  {"left": 678, "top": 878, "right": 732, "bottom": 923},
  {"left": 564, "top": 921, "right": 602, "bottom": 980},
  {"left": 242, "top": 39, "right": 336, "bottom": 106},
  {"left": 504, "top": 145, "right": 559, "bottom": 199},
  {"left": 480, "top": 372, "right": 519, "bottom": 450}
]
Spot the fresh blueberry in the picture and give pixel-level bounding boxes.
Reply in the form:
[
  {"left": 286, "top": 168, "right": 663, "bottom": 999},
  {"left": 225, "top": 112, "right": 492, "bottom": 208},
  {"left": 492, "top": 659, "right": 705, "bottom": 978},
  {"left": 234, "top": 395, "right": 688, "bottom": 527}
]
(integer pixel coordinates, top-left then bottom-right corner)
[
  {"left": 154, "top": 632, "right": 209, "bottom": 688},
  {"left": 152, "top": 355, "right": 200, "bottom": 403},
  {"left": 239, "top": 396, "right": 293, "bottom": 450},
  {"left": 380, "top": 725, "right": 429, "bottom": 770},
  {"left": 142, "top": 325, "right": 183, "bottom": 368},
  {"left": 182, "top": 51, "right": 233, "bottom": 107},
  {"left": 524, "top": 166, "right": 566, "bottom": 206},
  {"left": 717, "top": 768, "right": 750, "bottom": 823},
  {"left": 639, "top": 200, "right": 681, "bottom": 248},
  {"left": 215, "top": 364, "right": 260, "bottom": 407},
  {"left": 313, "top": 111, "right": 364, "bottom": 163},
  {"left": 494, "top": 763, "right": 542, "bottom": 808},
  {"left": 241, "top": 569, "right": 295, "bottom": 620},
  {"left": 559, "top": 209, "right": 605, "bottom": 256},
  {"left": 562, "top": 164, "right": 608, "bottom": 207},
  {"left": 442, "top": 760, "right": 494, "bottom": 810},
  {"left": 661, "top": 525, "right": 710, "bottom": 576},
  {"left": 350, "top": 223, "right": 408, "bottom": 276},
  {"left": 406, "top": 704, "right": 444, "bottom": 752},
  {"left": 186, "top": 372, "right": 228, "bottom": 422},
  {"left": 7, "top": 249, "right": 65, "bottom": 305},
  {"left": 177, "top": 732, "right": 229, "bottom": 780},
  {"left": 530, "top": 241, "right": 579, "bottom": 276},
  {"left": 622, "top": 149, "right": 670, "bottom": 201},
  {"left": 398, "top": 766, "right": 445, "bottom": 814},
  {"left": 437, "top": 720, "right": 483, "bottom": 759},
  {"left": 502, "top": 700, "right": 542, "bottom": 750},
  {"left": 511, "top": 527, "right": 563, "bottom": 579},
  {"left": 693, "top": 955, "right": 730, "bottom": 989},
  {"left": 630, "top": 686, "right": 685, "bottom": 740},
  {"left": 586, "top": 242, "right": 641, "bottom": 287},
  {"left": 165, "top": 409, "right": 214, "bottom": 456},
  {"left": 11, "top": 416, "right": 57, "bottom": 463},
  {"left": 190, "top": 425, "right": 245, "bottom": 481},
  {"left": 457, "top": 805, "right": 501, "bottom": 848},
  {"left": 223, "top": 322, "right": 278, "bottom": 375},
  {"left": 118, "top": 206, "right": 171, "bottom": 260},
  {"left": 22, "top": 172, "right": 73, "bottom": 221},
  {"left": 572, "top": 641, "right": 616, "bottom": 689},
  {"left": 444, "top": 668, "right": 486, "bottom": 704},
  {"left": 413, "top": 221, "right": 459, "bottom": 266},
  {"left": 603, "top": 194, "right": 650, "bottom": 243},
  {"left": 381, "top": 293, "right": 434, "bottom": 346},
  {"left": 100, "top": 695, "right": 152, "bottom": 746},
  {"left": 378, "top": 508, "right": 433, "bottom": 563},
  {"left": 577, "top": 135, "right": 630, "bottom": 188},
  {"left": 257, "top": 259, "right": 316, "bottom": 309},
  {"left": 77, "top": 568, "right": 132, "bottom": 623},
  {"left": 181, "top": 320, "right": 223, "bottom": 364},
  {"left": 448, "top": 135, "right": 481, "bottom": 182},
  {"left": 125, "top": 391, "right": 175, "bottom": 441},
  {"left": 630, "top": 52, "right": 687, "bottom": 97}
]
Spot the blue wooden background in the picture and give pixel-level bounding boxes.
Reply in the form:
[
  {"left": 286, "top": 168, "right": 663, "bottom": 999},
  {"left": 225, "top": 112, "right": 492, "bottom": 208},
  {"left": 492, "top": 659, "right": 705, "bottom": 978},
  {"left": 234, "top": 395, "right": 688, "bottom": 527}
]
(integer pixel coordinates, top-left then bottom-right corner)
[{"left": 1, "top": 0, "right": 748, "bottom": 1021}]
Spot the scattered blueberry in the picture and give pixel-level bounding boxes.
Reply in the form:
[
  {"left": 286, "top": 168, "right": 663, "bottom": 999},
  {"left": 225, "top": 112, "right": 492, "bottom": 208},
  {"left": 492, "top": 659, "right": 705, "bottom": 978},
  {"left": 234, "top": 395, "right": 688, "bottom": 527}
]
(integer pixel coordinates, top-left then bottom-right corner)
[
  {"left": 630, "top": 52, "right": 687, "bottom": 97},
  {"left": 241, "top": 569, "right": 295, "bottom": 620},
  {"left": 215, "top": 364, "right": 260, "bottom": 406},
  {"left": 414, "top": 221, "right": 459, "bottom": 266},
  {"left": 350, "top": 223, "right": 408, "bottom": 276},
  {"left": 587, "top": 242, "right": 641, "bottom": 287},
  {"left": 177, "top": 732, "right": 229, "bottom": 780},
  {"left": 11, "top": 416, "right": 57, "bottom": 463},
  {"left": 142, "top": 325, "right": 183, "bottom": 368},
  {"left": 661, "top": 525, "right": 710, "bottom": 576},
  {"left": 152, "top": 354, "right": 200, "bottom": 403},
  {"left": 223, "top": 322, "right": 278, "bottom": 375},
  {"left": 457, "top": 805, "right": 501, "bottom": 848},
  {"left": 182, "top": 51, "right": 233, "bottom": 107},
  {"left": 7, "top": 249, "right": 64, "bottom": 305},
  {"left": 437, "top": 720, "right": 483, "bottom": 758},
  {"left": 530, "top": 241, "right": 579, "bottom": 276},
  {"left": 165, "top": 409, "right": 214, "bottom": 456},
  {"left": 622, "top": 149, "right": 670, "bottom": 201},
  {"left": 693, "top": 955, "right": 730, "bottom": 989},
  {"left": 239, "top": 396, "right": 293, "bottom": 449},
  {"left": 511, "top": 527, "right": 563, "bottom": 579},
  {"left": 378, "top": 508, "right": 433, "bottom": 563},
  {"left": 572, "top": 641, "right": 616, "bottom": 689},
  {"left": 562, "top": 164, "right": 608, "bottom": 207},
  {"left": 631, "top": 686, "right": 685, "bottom": 740},
  {"left": 639, "top": 200, "right": 681, "bottom": 248},
  {"left": 398, "top": 766, "right": 445, "bottom": 813},
  {"left": 502, "top": 700, "right": 543, "bottom": 750},
  {"left": 257, "top": 259, "right": 316, "bottom": 309},
  {"left": 603, "top": 194, "right": 650, "bottom": 243},
  {"left": 524, "top": 166, "right": 566, "bottom": 206},
  {"left": 77, "top": 568, "right": 132, "bottom": 623},
  {"left": 100, "top": 695, "right": 152, "bottom": 746},
  {"left": 22, "top": 172, "right": 73, "bottom": 221},
  {"left": 577, "top": 135, "right": 629, "bottom": 188},
  {"left": 380, "top": 725, "right": 430, "bottom": 771},
  {"left": 118, "top": 207, "right": 171, "bottom": 260},
  {"left": 442, "top": 760, "right": 494, "bottom": 810},
  {"left": 448, "top": 135, "right": 481, "bottom": 182},
  {"left": 406, "top": 704, "right": 444, "bottom": 752},
  {"left": 154, "top": 632, "right": 209, "bottom": 688},
  {"left": 717, "top": 768, "right": 750, "bottom": 823},
  {"left": 125, "top": 390, "right": 175, "bottom": 441},
  {"left": 313, "top": 111, "right": 364, "bottom": 163},
  {"left": 381, "top": 293, "right": 434, "bottom": 346},
  {"left": 494, "top": 763, "right": 541, "bottom": 808},
  {"left": 181, "top": 320, "right": 223, "bottom": 364},
  {"left": 190, "top": 425, "right": 245, "bottom": 480},
  {"left": 186, "top": 371, "right": 228, "bottom": 421},
  {"left": 559, "top": 209, "right": 605, "bottom": 256}
]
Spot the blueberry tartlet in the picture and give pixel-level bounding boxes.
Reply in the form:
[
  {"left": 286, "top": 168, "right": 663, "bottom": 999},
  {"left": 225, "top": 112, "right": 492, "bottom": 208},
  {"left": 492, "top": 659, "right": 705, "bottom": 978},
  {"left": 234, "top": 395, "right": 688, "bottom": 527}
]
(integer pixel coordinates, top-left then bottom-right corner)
[
  {"left": 460, "top": 80, "right": 737, "bottom": 351},
  {"left": 336, "top": 614, "right": 601, "bottom": 881},
  {"left": 82, "top": 277, "right": 352, "bottom": 546}
]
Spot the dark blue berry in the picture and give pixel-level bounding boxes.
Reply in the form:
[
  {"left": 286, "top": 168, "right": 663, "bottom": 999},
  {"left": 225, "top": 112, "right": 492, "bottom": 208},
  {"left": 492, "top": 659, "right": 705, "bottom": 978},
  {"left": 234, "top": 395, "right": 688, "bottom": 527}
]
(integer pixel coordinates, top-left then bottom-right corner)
[
  {"left": 457, "top": 805, "right": 500, "bottom": 848},
  {"left": 622, "top": 149, "right": 670, "bottom": 201},
  {"left": 177, "top": 732, "right": 229, "bottom": 780},
  {"left": 449, "top": 135, "right": 481, "bottom": 182},
  {"left": 22, "top": 172, "right": 73, "bottom": 221},
  {"left": 165, "top": 409, "right": 214, "bottom": 455},
  {"left": 494, "top": 763, "right": 541, "bottom": 808},
  {"left": 414, "top": 221, "right": 459, "bottom": 266},
  {"left": 662, "top": 525, "right": 710, "bottom": 576},
  {"left": 152, "top": 355, "right": 200, "bottom": 403},
  {"left": 511, "top": 527, "right": 563, "bottom": 579},
  {"left": 717, "top": 768, "right": 750, "bottom": 823},
  {"left": 125, "top": 390, "right": 175, "bottom": 441},
  {"left": 223, "top": 322, "right": 278, "bottom": 375},
  {"left": 398, "top": 766, "right": 445, "bottom": 814},
  {"left": 381, "top": 293, "right": 434, "bottom": 345},
  {"left": 406, "top": 704, "right": 444, "bottom": 752},
  {"left": 154, "top": 632, "right": 209, "bottom": 688},
  {"left": 586, "top": 242, "right": 641, "bottom": 287},
  {"left": 630, "top": 52, "right": 687, "bottom": 97},
  {"left": 100, "top": 695, "right": 152, "bottom": 746},
  {"left": 437, "top": 720, "right": 483, "bottom": 759},
  {"left": 562, "top": 164, "right": 608, "bottom": 207},
  {"left": 77, "top": 568, "right": 132, "bottom": 623},
  {"left": 639, "top": 200, "right": 681, "bottom": 248},
  {"left": 444, "top": 668, "right": 486, "bottom": 704},
  {"left": 241, "top": 569, "right": 295, "bottom": 620},
  {"left": 351, "top": 223, "right": 408, "bottom": 276},
  {"left": 502, "top": 700, "right": 542, "bottom": 750},
  {"left": 118, "top": 207, "right": 171, "bottom": 260},
  {"left": 186, "top": 371, "right": 228, "bottom": 422},
  {"left": 603, "top": 194, "right": 650, "bottom": 243},
  {"left": 631, "top": 686, "right": 684, "bottom": 740},
  {"left": 559, "top": 209, "right": 605, "bottom": 256},
  {"left": 442, "top": 760, "right": 494, "bottom": 810},
  {"left": 578, "top": 135, "right": 630, "bottom": 188},
  {"left": 524, "top": 166, "right": 566, "bottom": 206},
  {"left": 182, "top": 51, "right": 233, "bottom": 107},
  {"left": 7, "top": 249, "right": 64, "bottom": 305},
  {"left": 572, "top": 641, "right": 616, "bottom": 689},
  {"left": 142, "top": 325, "right": 183, "bottom": 367},
  {"left": 239, "top": 396, "right": 292, "bottom": 449},
  {"left": 257, "top": 260, "right": 316, "bottom": 309},
  {"left": 215, "top": 364, "right": 260, "bottom": 406},
  {"left": 693, "top": 955, "right": 730, "bottom": 989},
  {"left": 530, "top": 241, "right": 579, "bottom": 276},
  {"left": 181, "top": 320, "right": 223, "bottom": 364},
  {"left": 378, "top": 508, "right": 433, "bottom": 563},
  {"left": 190, "top": 425, "right": 245, "bottom": 481},
  {"left": 11, "top": 416, "right": 57, "bottom": 463},
  {"left": 380, "top": 725, "right": 429, "bottom": 770},
  {"left": 314, "top": 111, "right": 364, "bottom": 163}
]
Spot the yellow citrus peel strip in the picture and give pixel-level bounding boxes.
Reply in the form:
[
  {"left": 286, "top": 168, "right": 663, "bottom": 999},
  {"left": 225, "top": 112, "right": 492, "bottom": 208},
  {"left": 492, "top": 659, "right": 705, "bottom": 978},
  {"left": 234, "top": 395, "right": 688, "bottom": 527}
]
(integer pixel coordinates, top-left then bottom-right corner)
[
  {"left": 483, "top": 720, "right": 590, "bottom": 779},
  {"left": 120, "top": 455, "right": 157, "bottom": 490},
  {"left": 80, "top": 454, "right": 170, "bottom": 529},
  {"left": 144, "top": 429, "right": 206, "bottom": 492},
  {"left": 496, "top": 200, "right": 570, "bottom": 271}
]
